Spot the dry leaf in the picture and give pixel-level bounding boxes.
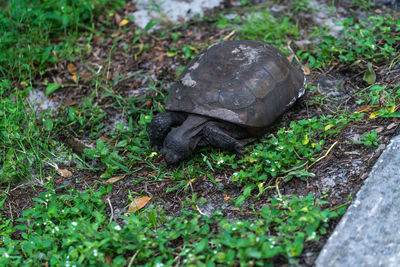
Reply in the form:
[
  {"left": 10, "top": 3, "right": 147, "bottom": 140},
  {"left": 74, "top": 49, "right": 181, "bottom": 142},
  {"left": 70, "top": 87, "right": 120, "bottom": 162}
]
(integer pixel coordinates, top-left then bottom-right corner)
[
  {"left": 104, "top": 254, "right": 113, "bottom": 264},
  {"left": 215, "top": 178, "right": 223, "bottom": 182},
  {"left": 92, "top": 35, "right": 103, "bottom": 45},
  {"left": 154, "top": 54, "right": 164, "bottom": 62},
  {"left": 115, "top": 13, "right": 121, "bottom": 24},
  {"left": 119, "top": 19, "right": 129, "bottom": 27},
  {"left": 53, "top": 76, "right": 62, "bottom": 84},
  {"left": 124, "top": 6, "right": 137, "bottom": 12},
  {"left": 106, "top": 175, "right": 126, "bottom": 184},
  {"left": 112, "top": 31, "right": 121, "bottom": 37},
  {"left": 356, "top": 105, "right": 372, "bottom": 113},
  {"left": 302, "top": 65, "right": 311, "bottom": 76},
  {"left": 67, "top": 63, "right": 77, "bottom": 75},
  {"left": 223, "top": 194, "right": 230, "bottom": 201},
  {"left": 72, "top": 74, "right": 78, "bottom": 83},
  {"left": 286, "top": 54, "right": 294, "bottom": 63},
  {"left": 58, "top": 169, "right": 72, "bottom": 177},
  {"left": 128, "top": 196, "right": 152, "bottom": 212}
]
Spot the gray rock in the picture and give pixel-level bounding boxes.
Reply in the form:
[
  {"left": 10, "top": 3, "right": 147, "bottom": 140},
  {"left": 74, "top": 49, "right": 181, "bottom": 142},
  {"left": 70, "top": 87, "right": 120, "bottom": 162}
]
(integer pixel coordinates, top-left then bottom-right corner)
[
  {"left": 316, "top": 135, "right": 400, "bottom": 267},
  {"left": 131, "top": 0, "right": 223, "bottom": 29}
]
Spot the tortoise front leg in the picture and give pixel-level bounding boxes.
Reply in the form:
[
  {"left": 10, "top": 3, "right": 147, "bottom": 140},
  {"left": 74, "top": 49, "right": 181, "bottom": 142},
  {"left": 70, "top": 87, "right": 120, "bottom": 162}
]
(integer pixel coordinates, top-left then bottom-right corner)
[
  {"left": 148, "top": 112, "right": 187, "bottom": 150},
  {"left": 202, "top": 123, "right": 248, "bottom": 155}
]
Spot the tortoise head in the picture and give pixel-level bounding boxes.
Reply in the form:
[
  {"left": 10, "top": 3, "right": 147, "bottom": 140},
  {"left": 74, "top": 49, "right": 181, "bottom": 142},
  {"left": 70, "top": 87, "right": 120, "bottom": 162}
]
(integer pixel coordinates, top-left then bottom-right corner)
[{"left": 161, "top": 129, "right": 192, "bottom": 165}]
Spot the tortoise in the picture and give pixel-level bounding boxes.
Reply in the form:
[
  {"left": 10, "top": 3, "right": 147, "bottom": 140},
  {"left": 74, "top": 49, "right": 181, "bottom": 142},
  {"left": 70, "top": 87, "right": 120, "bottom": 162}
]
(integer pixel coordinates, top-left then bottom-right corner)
[{"left": 148, "top": 40, "right": 305, "bottom": 164}]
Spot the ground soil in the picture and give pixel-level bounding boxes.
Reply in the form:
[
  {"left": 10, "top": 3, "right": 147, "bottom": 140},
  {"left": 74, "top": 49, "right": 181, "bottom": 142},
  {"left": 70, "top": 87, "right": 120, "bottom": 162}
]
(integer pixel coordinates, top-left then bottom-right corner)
[{"left": 1, "top": 0, "right": 400, "bottom": 266}]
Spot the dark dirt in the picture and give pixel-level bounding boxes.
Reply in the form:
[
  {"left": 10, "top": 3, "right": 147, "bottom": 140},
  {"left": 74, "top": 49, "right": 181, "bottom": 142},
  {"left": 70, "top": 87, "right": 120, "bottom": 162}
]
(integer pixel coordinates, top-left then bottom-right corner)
[{"left": 1, "top": 0, "right": 400, "bottom": 266}]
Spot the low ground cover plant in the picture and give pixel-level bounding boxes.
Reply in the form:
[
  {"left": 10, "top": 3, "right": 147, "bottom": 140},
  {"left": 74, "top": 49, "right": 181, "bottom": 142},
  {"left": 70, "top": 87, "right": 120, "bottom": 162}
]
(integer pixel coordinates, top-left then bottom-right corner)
[
  {"left": 0, "top": 0, "right": 125, "bottom": 80},
  {"left": 0, "top": 187, "right": 343, "bottom": 266},
  {"left": 1, "top": 0, "right": 400, "bottom": 265}
]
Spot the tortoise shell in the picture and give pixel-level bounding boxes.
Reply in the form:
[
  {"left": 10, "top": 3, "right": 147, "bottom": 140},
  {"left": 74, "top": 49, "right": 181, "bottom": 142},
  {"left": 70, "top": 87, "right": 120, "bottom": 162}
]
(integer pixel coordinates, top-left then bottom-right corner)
[{"left": 165, "top": 40, "right": 305, "bottom": 128}]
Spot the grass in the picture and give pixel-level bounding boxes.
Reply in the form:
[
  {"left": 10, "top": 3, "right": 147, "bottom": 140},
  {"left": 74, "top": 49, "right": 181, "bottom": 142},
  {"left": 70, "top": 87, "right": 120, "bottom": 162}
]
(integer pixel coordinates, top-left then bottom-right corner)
[
  {"left": 0, "top": 81, "right": 63, "bottom": 184},
  {"left": 0, "top": 0, "right": 125, "bottom": 183},
  {"left": 1, "top": 0, "right": 400, "bottom": 265},
  {"left": 0, "top": 186, "right": 344, "bottom": 266},
  {"left": 0, "top": 0, "right": 125, "bottom": 80},
  {"left": 297, "top": 15, "right": 400, "bottom": 68}
]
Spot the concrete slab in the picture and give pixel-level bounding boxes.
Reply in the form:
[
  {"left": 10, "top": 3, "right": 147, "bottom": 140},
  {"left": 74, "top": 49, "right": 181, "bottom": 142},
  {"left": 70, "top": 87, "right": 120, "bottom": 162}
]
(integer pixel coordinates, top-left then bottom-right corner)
[{"left": 315, "top": 134, "right": 400, "bottom": 267}]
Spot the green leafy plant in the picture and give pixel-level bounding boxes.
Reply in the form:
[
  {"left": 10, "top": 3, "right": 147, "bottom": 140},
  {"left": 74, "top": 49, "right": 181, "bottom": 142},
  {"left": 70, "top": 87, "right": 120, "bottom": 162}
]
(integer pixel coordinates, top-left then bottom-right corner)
[
  {"left": 290, "top": 0, "right": 312, "bottom": 13},
  {"left": 0, "top": 187, "right": 343, "bottom": 266},
  {"left": 233, "top": 10, "right": 299, "bottom": 52},
  {"left": 351, "top": 0, "right": 374, "bottom": 10},
  {"left": 0, "top": 80, "right": 66, "bottom": 183},
  {"left": 57, "top": 98, "right": 106, "bottom": 137},
  {"left": 83, "top": 138, "right": 129, "bottom": 178},
  {"left": 354, "top": 130, "right": 379, "bottom": 148},
  {"left": 356, "top": 83, "right": 400, "bottom": 119},
  {"left": 231, "top": 114, "right": 361, "bottom": 205},
  {"left": 0, "top": 0, "right": 125, "bottom": 80},
  {"left": 298, "top": 15, "right": 399, "bottom": 68}
]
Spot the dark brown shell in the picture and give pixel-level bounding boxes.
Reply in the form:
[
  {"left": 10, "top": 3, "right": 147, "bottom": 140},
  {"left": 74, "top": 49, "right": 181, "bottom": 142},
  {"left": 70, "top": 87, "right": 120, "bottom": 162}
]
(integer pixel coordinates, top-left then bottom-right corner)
[{"left": 165, "top": 40, "right": 305, "bottom": 128}]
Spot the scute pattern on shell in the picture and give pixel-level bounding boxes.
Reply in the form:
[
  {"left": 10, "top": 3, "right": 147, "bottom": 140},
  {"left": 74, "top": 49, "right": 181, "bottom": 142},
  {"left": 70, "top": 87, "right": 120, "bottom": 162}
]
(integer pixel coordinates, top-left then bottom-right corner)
[{"left": 165, "top": 40, "right": 304, "bottom": 128}]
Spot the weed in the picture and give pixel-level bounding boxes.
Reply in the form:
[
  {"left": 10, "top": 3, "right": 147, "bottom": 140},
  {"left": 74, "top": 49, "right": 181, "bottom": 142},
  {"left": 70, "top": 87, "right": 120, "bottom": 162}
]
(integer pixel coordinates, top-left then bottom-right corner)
[
  {"left": 56, "top": 98, "right": 106, "bottom": 137},
  {"left": 230, "top": 114, "right": 362, "bottom": 205},
  {"left": 351, "top": 0, "right": 374, "bottom": 10},
  {"left": 83, "top": 139, "right": 128, "bottom": 177},
  {"left": 298, "top": 15, "right": 399, "bottom": 68},
  {"left": 0, "top": 193, "right": 12, "bottom": 236},
  {"left": 356, "top": 83, "right": 400, "bottom": 119},
  {"left": 290, "top": 0, "right": 312, "bottom": 13},
  {"left": 0, "top": 0, "right": 125, "bottom": 80},
  {"left": 229, "top": 10, "right": 299, "bottom": 52},
  {"left": 0, "top": 80, "right": 66, "bottom": 183},
  {"left": 354, "top": 130, "right": 379, "bottom": 148},
  {"left": 0, "top": 187, "right": 343, "bottom": 266}
]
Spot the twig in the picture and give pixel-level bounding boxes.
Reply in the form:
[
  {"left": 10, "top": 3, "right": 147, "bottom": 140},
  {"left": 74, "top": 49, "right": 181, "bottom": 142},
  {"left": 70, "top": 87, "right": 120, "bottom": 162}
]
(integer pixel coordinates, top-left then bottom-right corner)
[
  {"left": 344, "top": 151, "right": 361, "bottom": 155},
  {"left": 275, "top": 178, "right": 283, "bottom": 199},
  {"left": 188, "top": 179, "right": 195, "bottom": 193},
  {"left": 329, "top": 200, "right": 352, "bottom": 212},
  {"left": 325, "top": 105, "right": 338, "bottom": 114},
  {"left": 107, "top": 197, "right": 114, "bottom": 223},
  {"left": 9, "top": 202, "right": 13, "bottom": 220},
  {"left": 287, "top": 41, "right": 301, "bottom": 66},
  {"left": 350, "top": 83, "right": 375, "bottom": 98},
  {"left": 0, "top": 189, "right": 10, "bottom": 196},
  {"left": 308, "top": 141, "right": 338, "bottom": 169},
  {"left": 196, "top": 205, "right": 206, "bottom": 216},
  {"left": 283, "top": 161, "right": 308, "bottom": 173},
  {"left": 127, "top": 249, "right": 140, "bottom": 267},
  {"left": 310, "top": 64, "right": 337, "bottom": 84},
  {"left": 10, "top": 183, "right": 31, "bottom": 193},
  {"left": 293, "top": 148, "right": 304, "bottom": 160},
  {"left": 389, "top": 53, "right": 400, "bottom": 70},
  {"left": 223, "top": 30, "right": 236, "bottom": 41},
  {"left": 144, "top": 183, "right": 153, "bottom": 198}
]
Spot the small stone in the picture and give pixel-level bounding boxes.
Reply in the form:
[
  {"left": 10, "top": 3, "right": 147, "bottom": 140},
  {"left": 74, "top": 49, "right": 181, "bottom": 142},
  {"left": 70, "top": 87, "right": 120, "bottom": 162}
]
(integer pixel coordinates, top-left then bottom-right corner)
[
  {"left": 387, "top": 122, "right": 397, "bottom": 130},
  {"left": 374, "top": 126, "right": 384, "bottom": 134}
]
